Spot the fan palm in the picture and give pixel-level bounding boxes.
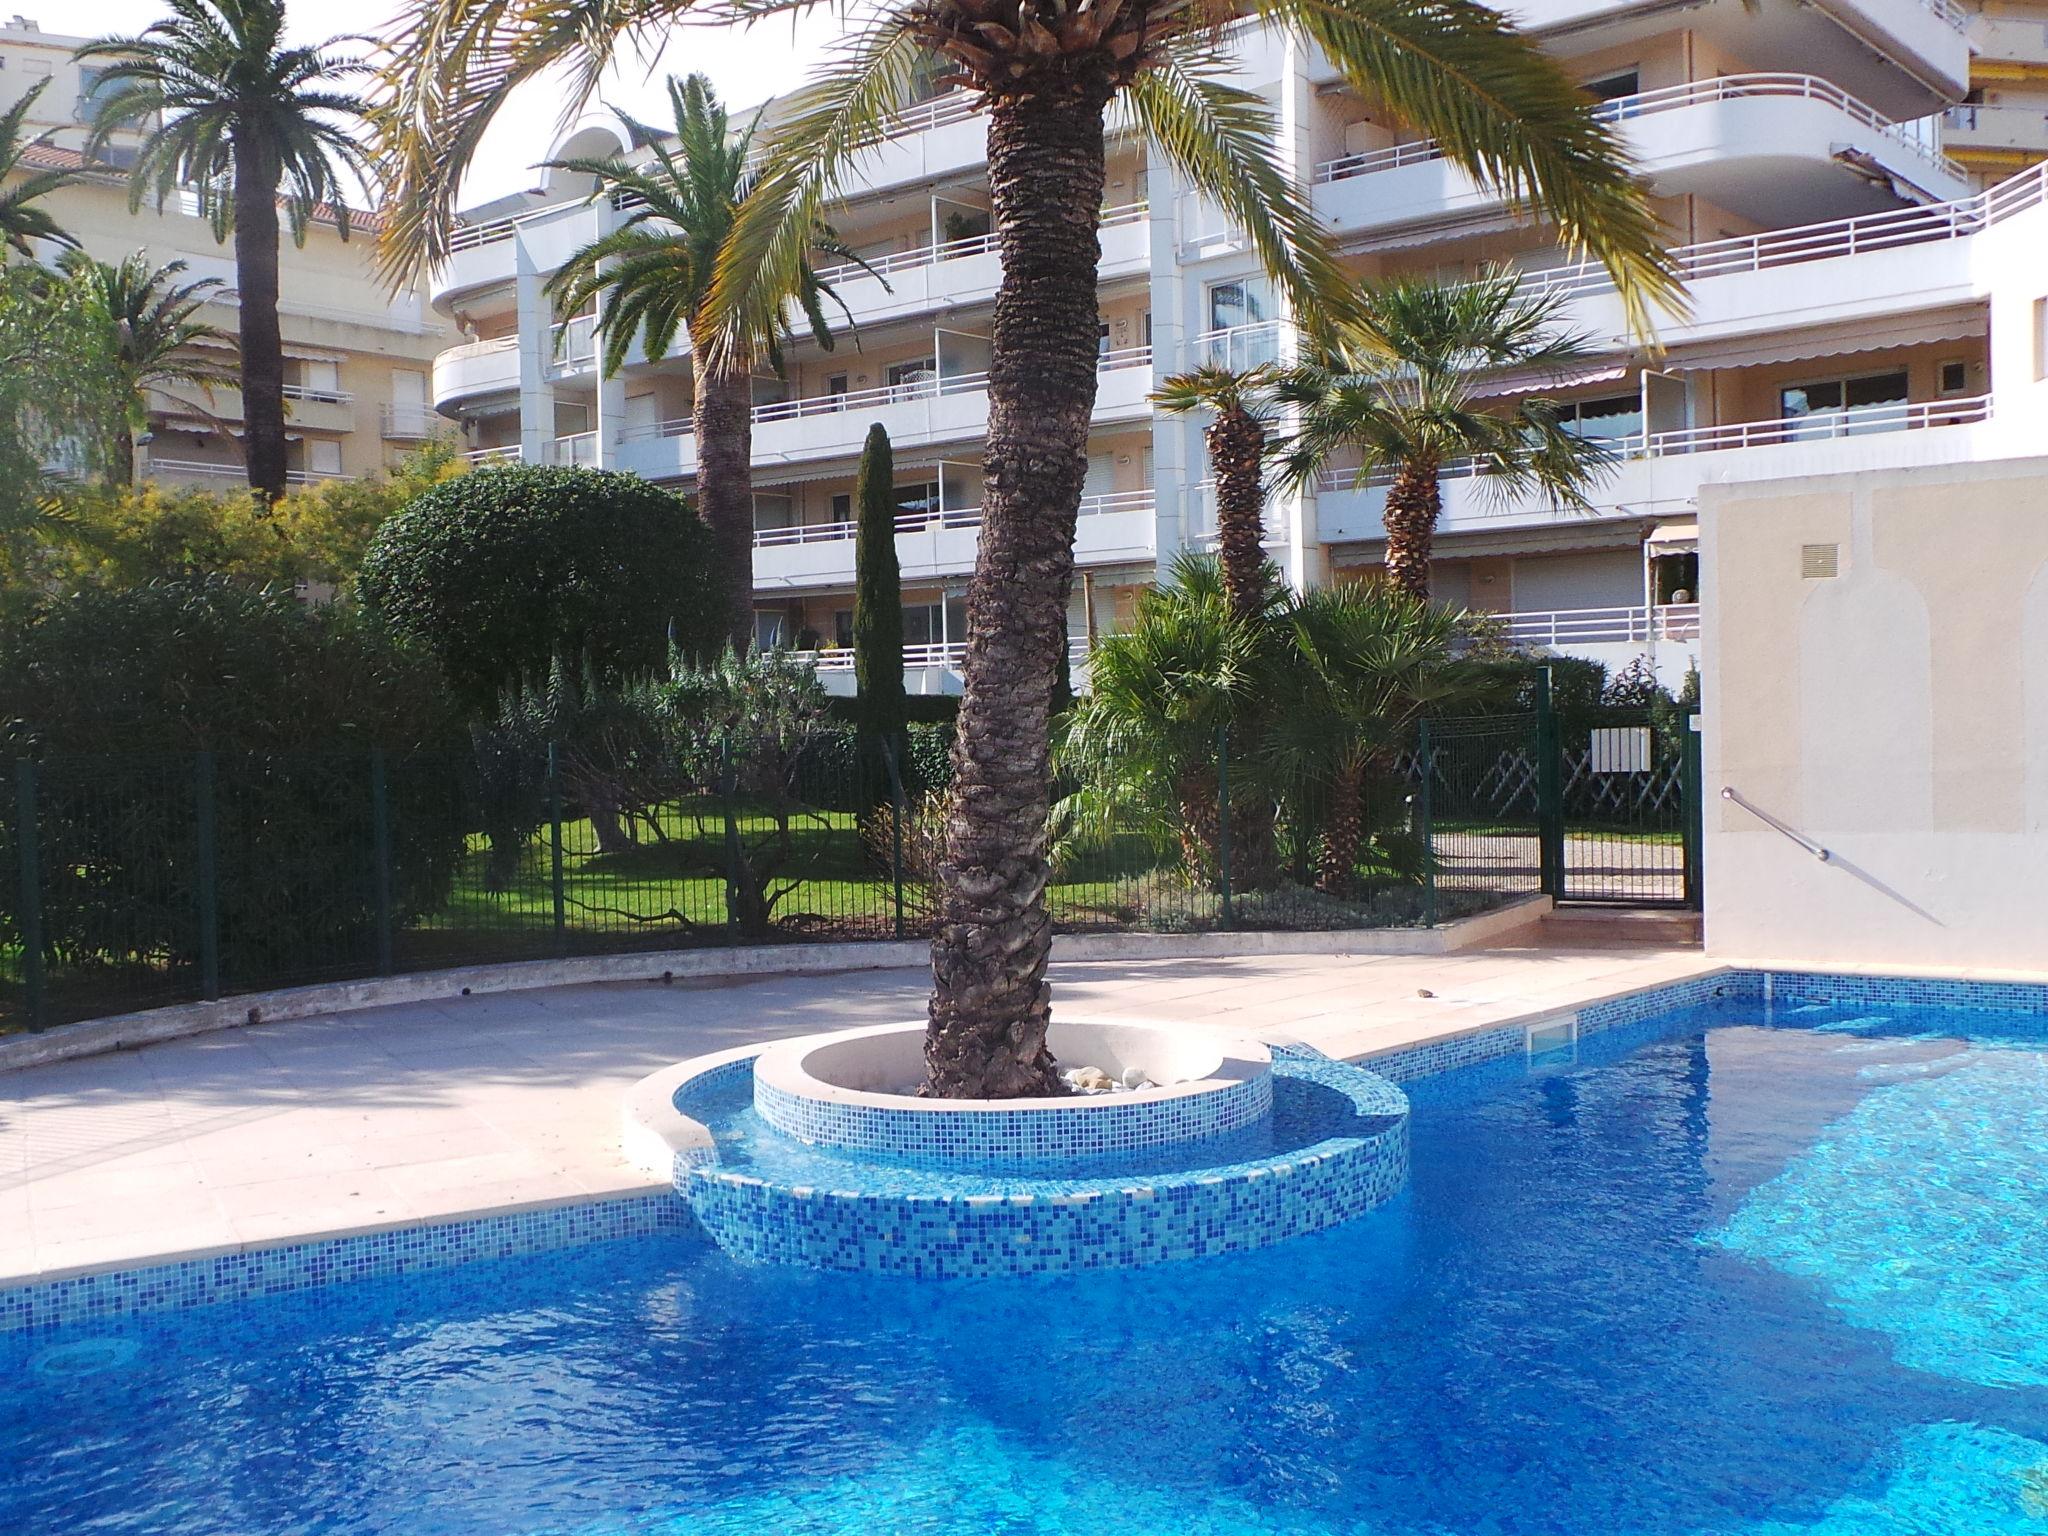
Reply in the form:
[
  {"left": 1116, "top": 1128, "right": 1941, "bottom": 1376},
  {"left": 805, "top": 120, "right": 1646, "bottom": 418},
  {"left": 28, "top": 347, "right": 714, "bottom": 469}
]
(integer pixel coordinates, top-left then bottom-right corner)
[
  {"left": 1055, "top": 552, "right": 1274, "bottom": 885},
  {"left": 546, "top": 74, "right": 856, "bottom": 656},
  {"left": 0, "top": 81, "right": 80, "bottom": 261},
  {"left": 1276, "top": 268, "right": 1621, "bottom": 602},
  {"left": 378, "top": 0, "right": 1678, "bottom": 1097},
  {"left": 61, "top": 252, "right": 239, "bottom": 486},
  {"left": 1268, "top": 580, "right": 1496, "bottom": 893},
  {"left": 1153, "top": 364, "right": 1285, "bottom": 624},
  {"left": 78, "top": 0, "right": 374, "bottom": 501}
]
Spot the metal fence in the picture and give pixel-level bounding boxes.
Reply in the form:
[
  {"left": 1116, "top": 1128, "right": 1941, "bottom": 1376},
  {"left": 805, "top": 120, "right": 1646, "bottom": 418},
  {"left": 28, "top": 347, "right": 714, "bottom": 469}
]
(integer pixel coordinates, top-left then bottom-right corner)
[{"left": 0, "top": 716, "right": 1548, "bottom": 1033}]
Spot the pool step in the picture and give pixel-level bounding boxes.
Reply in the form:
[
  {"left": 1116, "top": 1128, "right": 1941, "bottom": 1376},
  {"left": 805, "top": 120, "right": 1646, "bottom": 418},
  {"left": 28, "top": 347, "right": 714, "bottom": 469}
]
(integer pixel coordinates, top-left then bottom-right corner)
[{"left": 1537, "top": 907, "right": 1703, "bottom": 949}]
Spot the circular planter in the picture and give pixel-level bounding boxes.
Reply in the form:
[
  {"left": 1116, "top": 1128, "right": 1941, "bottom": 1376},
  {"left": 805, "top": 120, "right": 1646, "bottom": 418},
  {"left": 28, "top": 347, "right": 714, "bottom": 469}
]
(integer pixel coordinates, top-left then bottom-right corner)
[{"left": 751, "top": 1019, "right": 1274, "bottom": 1164}]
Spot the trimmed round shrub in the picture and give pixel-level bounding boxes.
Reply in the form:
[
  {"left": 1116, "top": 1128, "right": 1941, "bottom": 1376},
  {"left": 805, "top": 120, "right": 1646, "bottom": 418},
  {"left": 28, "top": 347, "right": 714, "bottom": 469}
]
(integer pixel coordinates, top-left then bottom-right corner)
[{"left": 359, "top": 465, "right": 722, "bottom": 705}]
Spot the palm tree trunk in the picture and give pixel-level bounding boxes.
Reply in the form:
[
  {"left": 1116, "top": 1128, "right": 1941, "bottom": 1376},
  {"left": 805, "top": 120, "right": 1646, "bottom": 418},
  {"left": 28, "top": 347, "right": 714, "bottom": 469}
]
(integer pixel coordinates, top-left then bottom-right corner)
[
  {"left": 232, "top": 137, "right": 288, "bottom": 503},
  {"left": 1207, "top": 405, "right": 1267, "bottom": 622},
  {"left": 924, "top": 81, "right": 1111, "bottom": 1099},
  {"left": 1382, "top": 454, "right": 1443, "bottom": 601},
  {"left": 690, "top": 330, "right": 757, "bottom": 656},
  {"left": 110, "top": 428, "right": 135, "bottom": 488},
  {"left": 1317, "top": 760, "right": 1367, "bottom": 894}
]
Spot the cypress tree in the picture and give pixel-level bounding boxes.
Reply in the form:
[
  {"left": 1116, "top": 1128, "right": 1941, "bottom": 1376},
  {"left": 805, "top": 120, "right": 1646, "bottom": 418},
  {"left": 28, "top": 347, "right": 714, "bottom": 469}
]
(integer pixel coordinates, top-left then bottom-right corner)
[{"left": 852, "top": 422, "right": 908, "bottom": 800}]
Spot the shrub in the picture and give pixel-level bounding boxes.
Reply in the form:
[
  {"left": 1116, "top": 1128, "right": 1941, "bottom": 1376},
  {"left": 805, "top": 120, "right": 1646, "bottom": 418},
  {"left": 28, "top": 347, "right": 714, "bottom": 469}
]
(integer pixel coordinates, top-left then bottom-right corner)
[
  {"left": 0, "top": 580, "right": 469, "bottom": 990},
  {"left": 359, "top": 466, "right": 722, "bottom": 705}
]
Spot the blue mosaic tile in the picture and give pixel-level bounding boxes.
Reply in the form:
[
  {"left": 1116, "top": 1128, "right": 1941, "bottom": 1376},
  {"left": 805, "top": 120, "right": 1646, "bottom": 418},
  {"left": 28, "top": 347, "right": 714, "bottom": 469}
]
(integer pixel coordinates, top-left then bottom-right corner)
[
  {"left": 0, "top": 1194, "right": 688, "bottom": 1336},
  {"left": 752, "top": 1061, "right": 1273, "bottom": 1164},
  {"left": 675, "top": 1048, "right": 1410, "bottom": 1278}
]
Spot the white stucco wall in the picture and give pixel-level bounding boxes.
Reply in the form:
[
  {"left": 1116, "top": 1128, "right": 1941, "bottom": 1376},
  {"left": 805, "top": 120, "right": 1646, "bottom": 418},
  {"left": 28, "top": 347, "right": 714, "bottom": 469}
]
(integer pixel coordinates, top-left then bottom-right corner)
[{"left": 1700, "top": 457, "right": 2048, "bottom": 974}]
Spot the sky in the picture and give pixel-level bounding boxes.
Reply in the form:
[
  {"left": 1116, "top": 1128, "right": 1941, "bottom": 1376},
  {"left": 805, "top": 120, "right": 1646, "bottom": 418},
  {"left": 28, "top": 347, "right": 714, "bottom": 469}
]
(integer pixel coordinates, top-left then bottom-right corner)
[{"left": 45, "top": 1, "right": 848, "bottom": 209}]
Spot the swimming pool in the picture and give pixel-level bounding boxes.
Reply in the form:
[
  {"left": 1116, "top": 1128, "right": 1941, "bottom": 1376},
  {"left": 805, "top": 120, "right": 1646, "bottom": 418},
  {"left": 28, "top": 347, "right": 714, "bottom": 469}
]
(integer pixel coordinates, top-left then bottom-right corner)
[{"left": 6, "top": 980, "right": 2048, "bottom": 1535}]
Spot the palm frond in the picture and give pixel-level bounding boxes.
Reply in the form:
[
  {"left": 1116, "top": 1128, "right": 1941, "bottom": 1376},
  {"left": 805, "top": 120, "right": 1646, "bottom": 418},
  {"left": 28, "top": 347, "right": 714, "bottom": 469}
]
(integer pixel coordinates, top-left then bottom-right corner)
[
  {"left": 1252, "top": 0, "right": 1685, "bottom": 335},
  {"left": 1125, "top": 48, "right": 1365, "bottom": 348}
]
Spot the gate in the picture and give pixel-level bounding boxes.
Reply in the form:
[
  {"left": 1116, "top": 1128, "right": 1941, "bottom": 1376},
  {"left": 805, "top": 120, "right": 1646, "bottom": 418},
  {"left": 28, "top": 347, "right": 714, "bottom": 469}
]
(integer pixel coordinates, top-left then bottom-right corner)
[{"left": 1535, "top": 679, "right": 1701, "bottom": 908}]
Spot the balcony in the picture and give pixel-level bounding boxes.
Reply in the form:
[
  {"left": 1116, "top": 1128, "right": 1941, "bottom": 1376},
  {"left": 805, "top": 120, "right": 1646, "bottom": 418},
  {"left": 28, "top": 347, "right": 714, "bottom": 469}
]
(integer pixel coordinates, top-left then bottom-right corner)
[
  {"left": 1316, "top": 396, "right": 1994, "bottom": 543},
  {"left": 753, "top": 489, "right": 1158, "bottom": 589},
  {"left": 1314, "top": 75, "right": 1969, "bottom": 241},
  {"left": 147, "top": 458, "right": 355, "bottom": 487},
  {"left": 789, "top": 638, "right": 1092, "bottom": 698},
  {"left": 1489, "top": 604, "right": 1700, "bottom": 649},
  {"left": 615, "top": 346, "right": 1155, "bottom": 481},
  {"left": 1940, "top": 104, "right": 2048, "bottom": 166},
  {"left": 463, "top": 445, "right": 523, "bottom": 465},
  {"left": 381, "top": 402, "right": 446, "bottom": 440},
  {"left": 434, "top": 335, "right": 520, "bottom": 410}
]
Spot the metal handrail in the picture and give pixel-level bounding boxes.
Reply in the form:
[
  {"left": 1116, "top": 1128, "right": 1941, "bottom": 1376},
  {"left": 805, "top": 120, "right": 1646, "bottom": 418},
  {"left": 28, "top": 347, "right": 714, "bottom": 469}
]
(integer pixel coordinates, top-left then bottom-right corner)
[
  {"left": 753, "top": 488, "right": 1156, "bottom": 547},
  {"left": 1721, "top": 786, "right": 1831, "bottom": 862},
  {"left": 1314, "top": 73, "right": 1964, "bottom": 185},
  {"left": 812, "top": 200, "right": 1148, "bottom": 286}
]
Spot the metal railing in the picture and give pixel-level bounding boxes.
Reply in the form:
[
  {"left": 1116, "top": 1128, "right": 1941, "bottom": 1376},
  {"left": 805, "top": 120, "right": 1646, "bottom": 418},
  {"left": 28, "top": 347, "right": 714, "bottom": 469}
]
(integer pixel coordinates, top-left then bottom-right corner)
[
  {"left": 754, "top": 489, "right": 1156, "bottom": 548},
  {"left": 463, "top": 445, "right": 523, "bottom": 464},
  {"left": 1490, "top": 604, "right": 1701, "bottom": 648},
  {"left": 1315, "top": 74, "right": 1963, "bottom": 185},
  {"left": 1720, "top": 786, "right": 1831, "bottom": 861},
  {"left": 381, "top": 402, "right": 445, "bottom": 439},
  {"left": 147, "top": 458, "right": 355, "bottom": 486},
  {"left": 812, "top": 201, "right": 1148, "bottom": 286},
  {"left": 543, "top": 432, "right": 599, "bottom": 466},
  {"left": 282, "top": 383, "right": 353, "bottom": 406},
  {"left": 790, "top": 639, "right": 1093, "bottom": 673},
  {"left": 1520, "top": 159, "right": 2048, "bottom": 303},
  {"left": 623, "top": 347, "right": 1152, "bottom": 444},
  {"left": 1196, "top": 320, "right": 1283, "bottom": 371},
  {"left": 1316, "top": 395, "right": 1993, "bottom": 492}
]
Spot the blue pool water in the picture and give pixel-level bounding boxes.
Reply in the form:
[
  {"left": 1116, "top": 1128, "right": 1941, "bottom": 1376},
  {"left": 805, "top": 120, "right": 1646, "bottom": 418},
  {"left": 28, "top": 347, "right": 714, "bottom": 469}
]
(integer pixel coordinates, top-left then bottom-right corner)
[{"left": 7, "top": 994, "right": 2048, "bottom": 1535}]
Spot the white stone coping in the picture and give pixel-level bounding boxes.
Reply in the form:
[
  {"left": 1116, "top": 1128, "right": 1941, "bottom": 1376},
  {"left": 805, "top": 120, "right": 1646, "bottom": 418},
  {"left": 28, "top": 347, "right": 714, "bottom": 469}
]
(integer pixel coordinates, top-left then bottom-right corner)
[
  {"left": 2, "top": 894, "right": 1551, "bottom": 1076},
  {"left": 621, "top": 1017, "right": 1273, "bottom": 1178},
  {"left": 758, "top": 1017, "right": 1261, "bottom": 1109}
]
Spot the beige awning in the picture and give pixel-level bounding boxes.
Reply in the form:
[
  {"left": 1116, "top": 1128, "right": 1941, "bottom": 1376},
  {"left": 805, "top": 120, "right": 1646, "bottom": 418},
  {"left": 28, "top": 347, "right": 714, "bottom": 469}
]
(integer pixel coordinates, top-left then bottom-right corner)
[
  {"left": 1470, "top": 362, "right": 1631, "bottom": 400},
  {"left": 1644, "top": 520, "right": 1700, "bottom": 554},
  {"left": 1660, "top": 305, "right": 1986, "bottom": 374}
]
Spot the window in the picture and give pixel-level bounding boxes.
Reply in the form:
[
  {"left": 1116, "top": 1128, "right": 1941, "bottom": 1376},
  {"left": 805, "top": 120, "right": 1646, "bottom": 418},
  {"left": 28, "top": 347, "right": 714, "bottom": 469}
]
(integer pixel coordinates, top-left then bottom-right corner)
[
  {"left": 1556, "top": 393, "right": 1643, "bottom": 440},
  {"left": 831, "top": 493, "right": 852, "bottom": 523},
  {"left": 306, "top": 439, "right": 342, "bottom": 476},
  {"left": 754, "top": 611, "right": 786, "bottom": 651},
  {"left": 1207, "top": 277, "right": 1269, "bottom": 332},
  {"left": 888, "top": 358, "right": 935, "bottom": 392},
  {"left": 1098, "top": 321, "right": 1112, "bottom": 356},
  {"left": 833, "top": 610, "right": 855, "bottom": 648},
  {"left": 292, "top": 359, "right": 343, "bottom": 403},
  {"left": 826, "top": 372, "right": 849, "bottom": 397},
  {"left": 902, "top": 601, "right": 944, "bottom": 647},
  {"left": 1582, "top": 70, "right": 1640, "bottom": 104},
  {"left": 1938, "top": 360, "right": 1969, "bottom": 396},
  {"left": 389, "top": 368, "right": 426, "bottom": 405},
  {"left": 1779, "top": 370, "right": 1908, "bottom": 423},
  {"left": 894, "top": 479, "right": 941, "bottom": 520}
]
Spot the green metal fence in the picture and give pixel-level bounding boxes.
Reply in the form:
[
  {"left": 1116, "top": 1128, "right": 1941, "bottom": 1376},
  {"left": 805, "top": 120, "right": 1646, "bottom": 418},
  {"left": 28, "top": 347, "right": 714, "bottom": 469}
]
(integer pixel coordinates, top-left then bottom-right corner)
[{"left": 0, "top": 717, "right": 1547, "bottom": 1033}]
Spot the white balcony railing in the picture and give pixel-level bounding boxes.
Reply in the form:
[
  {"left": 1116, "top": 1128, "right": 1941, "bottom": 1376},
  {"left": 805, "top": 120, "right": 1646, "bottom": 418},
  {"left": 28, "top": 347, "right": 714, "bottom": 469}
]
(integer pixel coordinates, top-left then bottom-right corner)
[
  {"left": 1521, "top": 159, "right": 2048, "bottom": 304},
  {"left": 1315, "top": 74, "right": 1964, "bottom": 185},
  {"left": 550, "top": 314, "right": 598, "bottom": 372},
  {"left": 753, "top": 488, "right": 1155, "bottom": 548},
  {"left": 1488, "top": 604, "right": 1701, "bottom": 649},
  {"left": 1317, "top": 396, "right": 1993, "bottom": 493},
  {"left": 792, "top": 638, "right": 1091, "bottom": 674},
  {"left": 381, "top": 402, "right": 445, "bottom": 439},
  {"left": 463, "top": 445, "right": 523, "bottom": 464},
  {"left": 1195, "top": 321, "right": 1282, "bottom": 372},
  {"left": 148, "top": 457, "right": 355, "bottom": 485},
  {"left": 623, "top": 346, "right": 1153, "bottom": 445},
  {"left": 812, "top": 200, "right": 1149, "bottom": 286},
  {"left": 544, "top": 432, "right": 599, "bottom": 465},
  {"left": 449, "top": 93, "right": 984, "bottom": 254},
  {"left": 282, "top": 382, "right": 353, "bottom": 406}
]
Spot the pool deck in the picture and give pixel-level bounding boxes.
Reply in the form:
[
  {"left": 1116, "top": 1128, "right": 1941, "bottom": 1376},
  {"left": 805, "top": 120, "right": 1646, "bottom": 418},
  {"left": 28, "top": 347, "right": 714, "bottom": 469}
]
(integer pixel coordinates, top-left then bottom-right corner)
[{"left": 0, "top": 943, "right": 1714, "bottom": 1287}]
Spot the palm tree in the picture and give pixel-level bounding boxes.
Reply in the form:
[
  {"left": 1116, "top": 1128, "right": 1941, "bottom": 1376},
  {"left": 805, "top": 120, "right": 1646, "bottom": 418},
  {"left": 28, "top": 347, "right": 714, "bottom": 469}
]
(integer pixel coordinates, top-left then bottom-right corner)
[
  {"left": 378, "top": 1, "right": 1679, "bottom": 1098},
  {"left": 0, "top": 80, "right": 79, "bottom": 260},
  {"left": 1056, "top": 552, "right": 1273, "bottom": 885},
  {"left": 546, "top": 74, "right": 856, "bottom": 657},
  {"left": 78, "top": 0, "right": 373, "bottom": 501},
  {"left": 1153, "top": 364, "right": 1283, "bottom": 624},
  {"left": 1268, "top": 580, "right": 1496, "bottom": 893},
  {"left": 61, "top": 252, "right": 239, "bottom": 486},
  {"left": 1276, "top": 268, "right": 1621, "bottom": 602}
]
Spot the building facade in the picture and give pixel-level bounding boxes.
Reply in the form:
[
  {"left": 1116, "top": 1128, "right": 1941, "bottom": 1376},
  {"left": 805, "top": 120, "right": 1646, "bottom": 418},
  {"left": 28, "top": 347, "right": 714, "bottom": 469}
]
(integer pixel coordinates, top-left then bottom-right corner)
[
  {"left": 1, "top": 17, "right": 451, "bottom": 488},
  {"left": 426, "top": 0, "right": 2048, "bottom": 691}
]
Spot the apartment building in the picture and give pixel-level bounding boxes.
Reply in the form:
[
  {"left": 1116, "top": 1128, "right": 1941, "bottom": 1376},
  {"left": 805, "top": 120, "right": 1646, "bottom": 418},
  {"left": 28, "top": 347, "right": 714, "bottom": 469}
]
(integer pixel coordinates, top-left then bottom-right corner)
[
  {"left": 0, "top": 17, "right": 451, "bottom": 488},
  {"left": 426, "top": 0, "right": 2048, "bottom": 692},
  {"left": 1947, "top": 0, "right": 2048, "bottom": 179}
]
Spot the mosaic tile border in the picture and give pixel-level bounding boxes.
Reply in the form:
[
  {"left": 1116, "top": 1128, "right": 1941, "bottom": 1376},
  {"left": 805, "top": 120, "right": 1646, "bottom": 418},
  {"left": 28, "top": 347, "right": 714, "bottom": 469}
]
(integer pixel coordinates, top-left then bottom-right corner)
[
  {"left": 753, "top": 1059, "right": 1274, "bottom": 1164},
  {"left": 678, "top": 1048, "right": 1410, "bottom": 1278},
  {"left": 1756, "top": 970, "right": 2048, "bottom": 1015},
  {"left": 0, "top": 1193, "right": 688, "bottom": 1336}
]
